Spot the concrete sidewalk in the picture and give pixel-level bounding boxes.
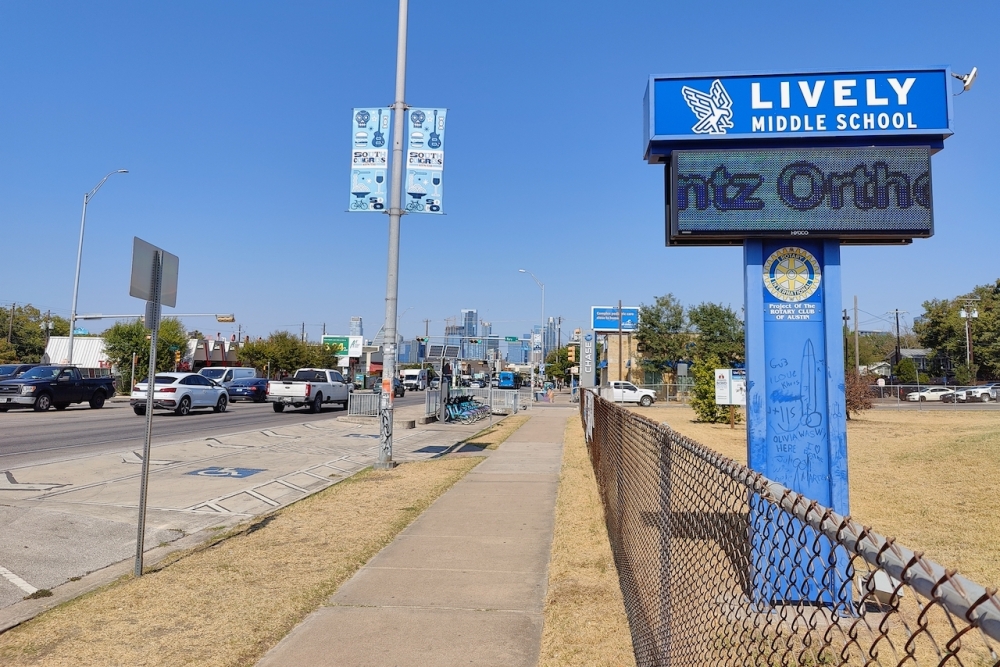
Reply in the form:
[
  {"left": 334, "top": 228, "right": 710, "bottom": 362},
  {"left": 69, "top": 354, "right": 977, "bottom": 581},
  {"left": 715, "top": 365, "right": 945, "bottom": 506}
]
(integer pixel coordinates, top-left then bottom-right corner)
[{"left": 256, "top": 407, "right": 574, "bottom": 667}]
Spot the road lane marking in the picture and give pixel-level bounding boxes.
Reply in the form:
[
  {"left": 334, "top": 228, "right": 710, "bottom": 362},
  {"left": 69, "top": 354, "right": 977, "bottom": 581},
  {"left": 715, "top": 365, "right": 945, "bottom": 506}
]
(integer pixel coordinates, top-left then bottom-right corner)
[
  {"left": 0, "top": 566, "right": 37, "bottom": 595},
  {"left": 0, "top": 471, "right": 66, "bottom": 492}
]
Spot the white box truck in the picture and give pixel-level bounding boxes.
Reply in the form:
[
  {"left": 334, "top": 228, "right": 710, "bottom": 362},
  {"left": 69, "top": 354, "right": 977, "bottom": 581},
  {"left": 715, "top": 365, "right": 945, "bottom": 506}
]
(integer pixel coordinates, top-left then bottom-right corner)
[{"left": 401, "top": 368, "right": 428, "bottom": 391}]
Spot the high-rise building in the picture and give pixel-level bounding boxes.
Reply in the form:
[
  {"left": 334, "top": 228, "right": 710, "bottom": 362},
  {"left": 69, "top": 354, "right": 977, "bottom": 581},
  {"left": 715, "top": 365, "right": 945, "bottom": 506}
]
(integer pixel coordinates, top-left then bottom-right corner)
[
  {"left": 461, "top": 309, "right": 478, "bottom": 338},
  {"left": 350, "top": 317, "right": 363, "bottom": 337},
  {"left": 545, "top": 317, "right": 557, "bottom": 353}
]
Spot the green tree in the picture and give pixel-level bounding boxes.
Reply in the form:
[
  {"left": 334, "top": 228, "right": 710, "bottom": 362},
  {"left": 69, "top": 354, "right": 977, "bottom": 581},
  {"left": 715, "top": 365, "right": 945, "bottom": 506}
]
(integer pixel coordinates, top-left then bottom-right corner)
[
  {"left": 635, "top": 294, "right": 689, "bottom": 376},
  {"left": 237, "top": 331, "right": 342, "bottom": 378},
  {"left": 0, "top": 304, "right": 71, "bottom": 362},
  {"left": 687, "top": 302, "right": 744, "bottom": 365},
  {"left": 915, "top": 281, "right": 1000, "bottom": 381},
  {"left": 893, "top": 357, "right": 921, "bottom": 384},
  {"left": 0, "top": 339, "right": 18, "bottom": 363},
  {"left": 689, "top": 354, "right": 740, "bottom": 423},
  {"left": 102, "top": 318, "right": 189, "bottom": 386},
  {"left": 544, "top": 346, "right": 573, "bottom": 381}
]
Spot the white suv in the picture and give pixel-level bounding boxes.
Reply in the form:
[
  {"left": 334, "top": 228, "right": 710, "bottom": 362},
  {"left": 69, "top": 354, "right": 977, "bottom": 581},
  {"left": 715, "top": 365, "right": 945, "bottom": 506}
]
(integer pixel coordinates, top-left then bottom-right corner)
[{"left": 609, "top": 381, "right": 656, "bottom": 407}]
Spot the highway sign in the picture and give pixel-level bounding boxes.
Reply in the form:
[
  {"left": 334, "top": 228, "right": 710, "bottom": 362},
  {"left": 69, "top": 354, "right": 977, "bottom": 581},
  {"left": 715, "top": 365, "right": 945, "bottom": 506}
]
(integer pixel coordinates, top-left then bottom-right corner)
[{"left": 504, "top": 336, "right": 519, "bottom": 342}]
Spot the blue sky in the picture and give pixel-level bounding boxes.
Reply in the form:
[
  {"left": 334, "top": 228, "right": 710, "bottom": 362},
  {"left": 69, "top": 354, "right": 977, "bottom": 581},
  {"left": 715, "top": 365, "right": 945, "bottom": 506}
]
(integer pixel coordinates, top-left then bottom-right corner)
[{"left": 2, "top": 1, "right": 996, "bottom": 342}]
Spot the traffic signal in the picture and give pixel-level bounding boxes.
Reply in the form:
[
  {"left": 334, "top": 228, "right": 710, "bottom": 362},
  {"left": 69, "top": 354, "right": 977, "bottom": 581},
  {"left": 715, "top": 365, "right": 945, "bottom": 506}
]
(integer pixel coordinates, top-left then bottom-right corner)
[
  {"left": 416, "top": 337, "right": 427, "bottom": 342},
  {"left": 469, "top": 338, "right": 479, "bottom": 344},
  {"left": 567, "top": 346, "right": 576, "bottom": 362},
  {"left": 174, "top": 350, "right": 181, "bottom": 364}
]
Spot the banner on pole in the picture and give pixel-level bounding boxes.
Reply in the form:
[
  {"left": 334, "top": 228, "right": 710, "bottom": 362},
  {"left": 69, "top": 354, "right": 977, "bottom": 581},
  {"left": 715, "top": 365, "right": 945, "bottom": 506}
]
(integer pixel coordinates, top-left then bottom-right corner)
[
  {"left": 349, "top": 108, "right": 390, "bottom": 212},
  {"left": 404, "top": 108, "right": 446, "bottom": 214}
]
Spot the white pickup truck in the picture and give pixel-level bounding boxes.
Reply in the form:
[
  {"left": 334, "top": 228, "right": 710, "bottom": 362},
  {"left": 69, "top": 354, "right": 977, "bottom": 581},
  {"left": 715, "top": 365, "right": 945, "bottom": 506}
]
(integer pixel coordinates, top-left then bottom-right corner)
[
  {"left": 267, "top": 368, "right": 350, "bottom": 413},
  {"left": 607, "top": 381, "right": 657, "bottom": 407}
]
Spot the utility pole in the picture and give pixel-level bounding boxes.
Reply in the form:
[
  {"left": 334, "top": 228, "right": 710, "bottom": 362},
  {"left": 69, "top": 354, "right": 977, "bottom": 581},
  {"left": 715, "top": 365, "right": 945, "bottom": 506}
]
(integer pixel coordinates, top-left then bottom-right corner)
[
  {"left": 377, "top": 0, "right": 410, "bottom": 471},
  {"left": 557, "top": 316, "right": 562, "bottom": 350},
  {"left": 301, "top": 322, "right": 306, "bottom": 343},
  {"left": 322, "top": 322, "right": 326, "bottom": 337},
  {"left": 888, "top": 309, "right": 906, "bottom": 366},
  {"left": 854, "top": 296, "right": 860, "bottom": 375},
  {"left": 7, "top": 303, "right": 15, "bottom": 344},
  {"left": 617, "top": 300, "right": 623, "bottom": 384}
]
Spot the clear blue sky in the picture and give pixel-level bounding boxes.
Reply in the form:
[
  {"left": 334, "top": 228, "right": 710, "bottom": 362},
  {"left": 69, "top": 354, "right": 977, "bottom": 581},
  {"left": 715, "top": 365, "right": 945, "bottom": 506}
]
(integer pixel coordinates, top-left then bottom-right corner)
[{"left": 2, "top": 1, "right": 996, "bottom": 342}]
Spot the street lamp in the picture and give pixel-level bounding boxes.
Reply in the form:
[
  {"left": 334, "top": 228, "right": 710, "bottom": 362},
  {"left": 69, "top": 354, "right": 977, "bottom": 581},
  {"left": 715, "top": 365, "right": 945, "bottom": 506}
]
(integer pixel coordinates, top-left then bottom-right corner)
[
  {"left": 518, "top": 268, "right": 545, "bottom": 385},
  {"left": 959, "top": 298, "right": 980, "bottom": 370},
  {"left": 68, "top": 169, "right": 129, "bottom": 364}
]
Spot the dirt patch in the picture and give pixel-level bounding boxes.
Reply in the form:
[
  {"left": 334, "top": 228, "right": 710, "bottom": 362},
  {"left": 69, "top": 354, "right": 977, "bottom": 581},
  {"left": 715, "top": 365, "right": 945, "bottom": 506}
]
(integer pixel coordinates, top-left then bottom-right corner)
[
  {"left": 631, "top": 404, "right": 1000, "bottom": 587},
  {"left": 0, "top": 457, "right": 484, "bottom": 667},
  {"left": 539, "top": 419, "right": 635, "bottom": 667}
]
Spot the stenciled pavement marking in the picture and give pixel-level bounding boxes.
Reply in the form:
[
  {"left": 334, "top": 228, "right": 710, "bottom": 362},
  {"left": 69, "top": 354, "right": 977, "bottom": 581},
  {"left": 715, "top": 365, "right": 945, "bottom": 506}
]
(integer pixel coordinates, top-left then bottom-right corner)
[
  {"left": 0, "top": 566, "right": 37, "bottom": 595},
  {"left": 0, "top": 471, "right": 67, "bottom": 492},
  {"left": 122, "top": 451, "right": 176, "bottom": 465},
  {"left": 260, "top": 430, "right": 298, "bottom": 439}
]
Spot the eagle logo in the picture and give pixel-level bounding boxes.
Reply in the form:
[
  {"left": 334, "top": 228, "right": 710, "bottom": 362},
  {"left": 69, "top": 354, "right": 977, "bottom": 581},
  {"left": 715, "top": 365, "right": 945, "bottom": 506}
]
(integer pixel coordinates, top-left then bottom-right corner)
[{"left": 681, "top": 79, "right": 734, "bottom": 135}]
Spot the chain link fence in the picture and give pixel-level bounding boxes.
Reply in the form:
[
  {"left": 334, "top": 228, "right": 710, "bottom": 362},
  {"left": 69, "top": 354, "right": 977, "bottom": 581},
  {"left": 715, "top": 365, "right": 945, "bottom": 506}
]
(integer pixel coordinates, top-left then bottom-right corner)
[{"left": 581, "top": 390, "right": 1000, "bottom": 666}]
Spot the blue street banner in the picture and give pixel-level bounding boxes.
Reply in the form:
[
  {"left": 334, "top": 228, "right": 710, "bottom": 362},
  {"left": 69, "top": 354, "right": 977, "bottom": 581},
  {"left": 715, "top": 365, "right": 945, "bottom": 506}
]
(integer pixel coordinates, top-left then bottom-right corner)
[
  {"left": 404, "top": 108, "right": 446, "bottom": 214},
  {"left": 645, "top": 68, "right": 952, "bottom": 158},
  {"left": 349, "top": 108, "right": 390, "bottom": 212}
]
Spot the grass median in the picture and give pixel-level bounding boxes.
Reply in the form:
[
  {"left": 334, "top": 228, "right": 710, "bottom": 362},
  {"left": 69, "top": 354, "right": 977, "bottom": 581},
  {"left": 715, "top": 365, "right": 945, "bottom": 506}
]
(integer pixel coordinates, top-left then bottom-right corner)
[
  {"left": 540, "top": 418, "right": 636, "bottom": 667},
  {"left": 0, "top": 456, "right": 485, "bottom": 667}
]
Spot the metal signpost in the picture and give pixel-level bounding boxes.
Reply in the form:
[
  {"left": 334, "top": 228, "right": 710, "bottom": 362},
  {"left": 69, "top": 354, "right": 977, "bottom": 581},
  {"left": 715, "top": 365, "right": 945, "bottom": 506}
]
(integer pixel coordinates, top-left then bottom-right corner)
[
  {"left": 645, "top": 67, "right": 957, "bottom": 604},
  {"left": 129, "top": 237, "right": 179, "bottom": 577}
]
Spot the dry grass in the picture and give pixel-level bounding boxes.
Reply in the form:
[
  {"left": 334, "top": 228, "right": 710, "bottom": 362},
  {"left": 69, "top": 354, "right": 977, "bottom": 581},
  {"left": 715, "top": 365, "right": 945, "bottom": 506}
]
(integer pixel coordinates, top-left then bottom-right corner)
[
  {"left": 539, "top": 419, "right": 636, "bottom": 667},
  {"left": 632, "top": 404, "right": 1000, "bottom": 587},
  {"left": 458, "top": 414, "right": 530, "bottom": 451},
  {"left": 0, "top": 456, "right": 483, "bottom": 667}
]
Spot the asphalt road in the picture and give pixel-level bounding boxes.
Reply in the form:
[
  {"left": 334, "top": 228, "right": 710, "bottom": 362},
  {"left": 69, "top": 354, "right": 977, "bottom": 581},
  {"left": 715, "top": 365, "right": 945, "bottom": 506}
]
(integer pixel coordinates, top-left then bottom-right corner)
[{"left": 0, "top": 391, "right": 427, "bottom": 470}]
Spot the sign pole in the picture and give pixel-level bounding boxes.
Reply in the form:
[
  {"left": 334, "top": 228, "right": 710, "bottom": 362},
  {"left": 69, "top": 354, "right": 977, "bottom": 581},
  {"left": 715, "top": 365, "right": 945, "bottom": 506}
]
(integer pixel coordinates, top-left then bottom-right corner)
[
  {"left": 377, "top": 0, "right": 409, "bottom": 471},
  {"left": 135, "top": 250, "right": 162, "bottom": 577}
]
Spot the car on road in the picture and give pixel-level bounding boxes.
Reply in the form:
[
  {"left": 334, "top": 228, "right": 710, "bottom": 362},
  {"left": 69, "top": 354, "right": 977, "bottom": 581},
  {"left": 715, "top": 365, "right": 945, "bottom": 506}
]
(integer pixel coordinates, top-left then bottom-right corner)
[
  {"left": 373, "top": 376, "right": 406, "bottom": 397},
  {"left": 131, "top": 372, "right": 229, "bottom": 416},
  {"left": 0, "top": 365, "right": 116, "bottom": 412},
  {"left": 198, "top": 366, "right": 257, "bottom": 388},
  {"left": 0, "top": 363, "right": 40, "bottom": 381},
  {"left": 267, "top": 368, "right": 350, "bottom": 413},
  {"left": 227, "top": 377, "right": 268, "bottom": 403},
  {"left": 905, "top": 386, "right": 954, "bottom": 402}
]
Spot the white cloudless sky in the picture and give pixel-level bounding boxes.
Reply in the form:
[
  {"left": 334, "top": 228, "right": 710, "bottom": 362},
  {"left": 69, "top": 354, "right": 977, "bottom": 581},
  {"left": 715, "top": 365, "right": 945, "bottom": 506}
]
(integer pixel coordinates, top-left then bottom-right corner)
[{"left": 1, "top": 1, "right": 995, "bottom": 341}]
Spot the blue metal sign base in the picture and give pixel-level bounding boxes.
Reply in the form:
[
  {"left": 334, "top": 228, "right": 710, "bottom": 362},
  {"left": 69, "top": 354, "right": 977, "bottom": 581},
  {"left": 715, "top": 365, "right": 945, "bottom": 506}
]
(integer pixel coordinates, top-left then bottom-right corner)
[{"left": 744, "top": 239, "right": 849, "bottom": 603}]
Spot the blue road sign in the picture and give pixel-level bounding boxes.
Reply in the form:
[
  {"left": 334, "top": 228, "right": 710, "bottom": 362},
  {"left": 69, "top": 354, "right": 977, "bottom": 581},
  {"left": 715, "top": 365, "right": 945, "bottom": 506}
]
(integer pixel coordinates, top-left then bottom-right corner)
[
  {"left": 186, "top": 467, "right": 265, "bottom": 478},
  {"left": 645, "top": 68, "right": 952, "bottom": 159}
]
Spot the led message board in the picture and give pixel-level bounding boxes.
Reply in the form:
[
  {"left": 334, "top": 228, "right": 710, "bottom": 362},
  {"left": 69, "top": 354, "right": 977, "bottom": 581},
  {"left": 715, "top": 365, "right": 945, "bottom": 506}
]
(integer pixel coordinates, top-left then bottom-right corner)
[
  {"left": 644, "top": 68, "right": 952, "bottom": 161},
  {"left": 667, "top": 147, "right": 932, "bottom": 245}
]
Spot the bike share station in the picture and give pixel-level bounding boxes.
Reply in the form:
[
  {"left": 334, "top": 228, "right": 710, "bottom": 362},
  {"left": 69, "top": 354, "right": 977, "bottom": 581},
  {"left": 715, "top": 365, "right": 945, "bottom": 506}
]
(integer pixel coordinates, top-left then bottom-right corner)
[{"left": 644, "top": 67, "right": 960, "bottom": 602}]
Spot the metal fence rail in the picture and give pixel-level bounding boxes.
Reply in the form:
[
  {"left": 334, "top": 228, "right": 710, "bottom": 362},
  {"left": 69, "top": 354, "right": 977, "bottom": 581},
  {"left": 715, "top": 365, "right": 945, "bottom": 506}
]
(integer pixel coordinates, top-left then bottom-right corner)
[
  {"left": 448, "top": 387, "right": 522, "bottom": 414},
  {"left": 581, "top": 391, "right": 1000, "bottom": 666},
  {"left": 348, "top": 392, "right": 380, "bottom": 417}
]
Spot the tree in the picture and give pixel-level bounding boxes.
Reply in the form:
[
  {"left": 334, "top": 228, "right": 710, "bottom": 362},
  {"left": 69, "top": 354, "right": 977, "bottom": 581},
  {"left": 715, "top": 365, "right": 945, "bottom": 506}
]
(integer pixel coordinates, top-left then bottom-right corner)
[
  {"left": 893, "top": 357, "right": 921, "bottom": 384},
  {"left": 102, "top": 318, "right": 189, "bottom": 385},
  {"left": 237, "top": 331, "right": 342, "bottom": 378},
  {"left": 844, "top": 370, "right": 874, "bottom": 419},
  {"left": 0, "top": 339, "right": 18, "bottom": 363},
  {"left": 635, "top": 294, "right": 689, "bottom": 376},
  {"left": 0, "top": 304, "right": 70, "bottom": 362},
  {"left": 915, "top": 281, "right": 1000, "bottom": 382},
  {"left": 687, "top": 302, "right": 744, "bottom": 365},
  {"left": 544, "top": 346, "right": 573, "bottom": 382},
  {"left": 689, "top": 354, "right": 740, "bottom": 423}
]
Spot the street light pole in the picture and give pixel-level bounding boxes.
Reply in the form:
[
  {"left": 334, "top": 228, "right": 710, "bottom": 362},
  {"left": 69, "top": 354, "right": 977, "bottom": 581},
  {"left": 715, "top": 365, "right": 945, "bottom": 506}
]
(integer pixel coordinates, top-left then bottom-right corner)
[
  {"left": 377, "top": 0, "right": 409, "bottom": 471},
  {"left": 518, "top": 268, "right": 544, "bottom": 387},
  {"left": 68, "top": 169, "right": 128, "bottom": 365}
]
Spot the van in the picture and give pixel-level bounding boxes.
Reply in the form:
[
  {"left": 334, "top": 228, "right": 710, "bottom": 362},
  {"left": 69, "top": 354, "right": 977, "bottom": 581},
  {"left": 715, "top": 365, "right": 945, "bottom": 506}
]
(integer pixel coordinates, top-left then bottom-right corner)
[
  {"left": 401, "top": 368, "right": 428, "bottom": 391},
  {"left": 199, "top": 367, "right": 257, "bottom": 387}
]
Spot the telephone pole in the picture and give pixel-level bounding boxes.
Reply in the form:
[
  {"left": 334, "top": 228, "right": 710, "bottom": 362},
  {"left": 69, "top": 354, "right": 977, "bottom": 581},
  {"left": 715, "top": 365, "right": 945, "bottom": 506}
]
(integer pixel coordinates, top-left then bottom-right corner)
[
  {"left": 842, "top": 309, "right": 850, "bottom": 368},
  {"left": 301, "top": 322, "right": 306, "bottom": 343},
  {"left": 423, "top": 319, "right": 430, "bottom": 337},
  {"left": 888, "top": 309, "right": 907, "bottom": 367},
  {"left": 853, "top": 296, "right": 860, "bottom": 374},
  {"left": 7, "top": 303, "right": 15, "bottom": 344}
]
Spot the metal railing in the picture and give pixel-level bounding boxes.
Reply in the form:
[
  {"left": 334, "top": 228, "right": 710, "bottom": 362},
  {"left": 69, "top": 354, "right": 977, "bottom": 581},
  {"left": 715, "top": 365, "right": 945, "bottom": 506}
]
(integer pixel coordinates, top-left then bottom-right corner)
[
  {"left": 449, "top": 387, "right": 522, "bottom": 414},
  {"left": 581, "top": 390, "right": 1000, "bottom": 666},
  {"left": 347, "top": 391, "right": 380, "bottom": 417}
]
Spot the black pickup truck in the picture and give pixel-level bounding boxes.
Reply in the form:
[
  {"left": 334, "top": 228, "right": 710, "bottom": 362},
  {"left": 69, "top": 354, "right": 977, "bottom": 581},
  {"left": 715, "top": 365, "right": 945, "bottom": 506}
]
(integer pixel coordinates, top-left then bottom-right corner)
[{"left": 0, "top": 365, "right": 116, "bottom": 412}]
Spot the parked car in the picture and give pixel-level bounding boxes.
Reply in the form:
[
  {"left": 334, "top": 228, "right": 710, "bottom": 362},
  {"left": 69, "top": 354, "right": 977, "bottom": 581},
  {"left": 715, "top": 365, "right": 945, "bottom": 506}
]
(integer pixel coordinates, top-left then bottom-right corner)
[
  {"left": 940, "top": 389, "right": 961, "bottom": 403},
  {"left": 905, "top": 386, "right": 954, "bottom": 402},
  {"left": 373, "top": 376, "right": 406, "bottom": 397},
  {"left": 0, "top": 363, "right": 40, "bottom": 381},
  {"left": 227, "top": 377, "right": 268, "bottom": 403},
  {"left": 609, "top": 381, "right": 657, "bottom": 407},
  {"left": 198, "top": 366, "right": 257, "bottom": 388},
  {"left": 0, "top": 365, "right": 116, "bottom": 412},
  {"left": 963, "top": 383, "right": 1000, "bottom": 403},
  {"left": 267, "top": 368, "right": 350, "bottom": 413},
  {"left": 131, "top": 372, "right": 229, "bottom": 416}
]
